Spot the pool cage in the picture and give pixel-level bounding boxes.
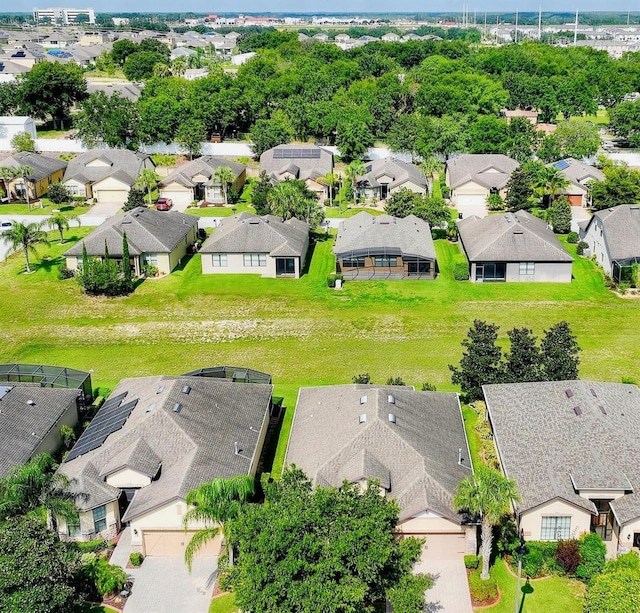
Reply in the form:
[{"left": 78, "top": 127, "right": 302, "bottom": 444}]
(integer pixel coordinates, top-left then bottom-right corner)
[
  {"left": 612, "top": 258, "right": 640, "bottom": 286},
  {"left": 336, "top": 246, "right": 434, "bottom": 280},
  {"left": 182, "top": 365, "right": 272, "bottom": 385}
]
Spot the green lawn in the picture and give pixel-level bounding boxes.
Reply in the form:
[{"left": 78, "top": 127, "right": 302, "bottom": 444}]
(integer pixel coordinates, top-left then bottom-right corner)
[
  {"left": 209, "top": 593, "right": 238, "bottom": 613},
  {"left": 78, "top": 603, "right": 109, "bottom": 613},
  {"left": 0, "top": 201, "right": 91, "bottom": 217},
  {"left": 481, "top": 558, "right": 585, "bottom": 613},
  {"left": 324, "top": 207, "right": 385, "bottom": 218},
  {"left": 185, "top": 202, "right": 256, "bottom": 217}
]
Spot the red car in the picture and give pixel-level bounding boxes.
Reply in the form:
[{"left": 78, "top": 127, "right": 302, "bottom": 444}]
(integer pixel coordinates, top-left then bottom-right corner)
[{"left": 156, "top": 198, "right": 173, "bottom": 211}]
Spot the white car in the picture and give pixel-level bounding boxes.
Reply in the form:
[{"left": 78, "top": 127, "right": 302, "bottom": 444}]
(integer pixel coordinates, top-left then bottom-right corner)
[{"left": 0, "top": 221, "right": 13, "bottom": 231}]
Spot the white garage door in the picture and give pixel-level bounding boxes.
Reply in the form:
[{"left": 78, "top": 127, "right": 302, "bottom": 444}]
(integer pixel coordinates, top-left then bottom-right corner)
[
  {"left": 142, "top": 530, "right": 221, "bottom": 557},
  {"left": 454, "top": 194, "right": 487, "bottom": 208},
  {"left": 421, "top": 534, "right": 467, "bottom": 561},
  {"left": 95, "top": 189, "right": 128, "bottom": 204},
  {"left": 160, "top": 190, "right": 192, "bottom": 206}
]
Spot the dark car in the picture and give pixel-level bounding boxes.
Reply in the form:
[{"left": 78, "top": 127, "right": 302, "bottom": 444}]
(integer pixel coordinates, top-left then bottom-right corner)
[{"left": 156, "top": 198, "right": 173, "bottom": 211}]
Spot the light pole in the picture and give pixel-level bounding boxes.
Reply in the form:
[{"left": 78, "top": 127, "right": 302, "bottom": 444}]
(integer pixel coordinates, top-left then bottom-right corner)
[{"left": 514, "top": 529, "right": 528, "bottom": 613}]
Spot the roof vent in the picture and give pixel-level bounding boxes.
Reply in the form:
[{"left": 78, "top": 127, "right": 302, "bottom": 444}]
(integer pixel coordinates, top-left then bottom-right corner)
[
  {"left": 388, "top": 413, "right": 396, "bottom": 424},
  {"left": 26, "top": 399, "right": 35, "bottom": 406},
  {"left": 388, "top": 394, "right": 395, "bottom": 404},
  {"left": 599, "top": 405, "right": 607, "bottom": 415},
  {"left": 249, "top": 219, "right": 260, "bottom": 224},
  {"left": 565, "top": 389, "right": 574, "bottom": 398},
  {"left": 156, "top": 385, "right": 164, "bottom": 394},
  {"left": 573, "top": 406, "right": 582, "bottom": 416},
  {"left": 173, "top": 403, "right": 182, "bottom": 413},
  {"left": 590, "top": 388, "right": 598, "bottom": 397},
  {"left": 513, "top": 229, "right": 524, "bottom": 234},
  {"left": 360, "top": 395, "right": 367, "bottom": 405},
  {"left": 234, "top": 441, "right": 239, "bottom": 455},
  {"left": 458, "top": 448, "right": 464, "bottom": 465},
  {"left": 182, "top": 385, "right": 191, "bottom": 395},
  {"left": 359, "top": 414, "right": 367, "bottom": 424},
  {"left": 145, "top": 403, "right": 155, "bottom": 412}
]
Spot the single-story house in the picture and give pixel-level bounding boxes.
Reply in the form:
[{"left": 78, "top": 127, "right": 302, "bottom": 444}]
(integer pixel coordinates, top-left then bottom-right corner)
[
  {"left": 501, "top": 109, "right": 538, "bottom": 124},
  {"left": 484, "top": 380, "right": 640, "bottom": 555},
  {"left": 158, "top": 156, "right": 246, "bottom": 206},
  {"left": 579, "top": 204, "right": 640, "bottom": 280},
  {"left": 200, "top": 213, "right": 309, "bottom": 278},
  {"left": 0, "top": 61, "right": 31, "bottom": 82},
  {"left": 334, "top": 212, "right": 437, "bottom": 280},
  {"left": 259, "top": 144, "right": 333, "bottom": 201},
  {"left": 549, "top": 158, "right": 605, "bottom": 207},
  {"left": 64, "top": 206, "right": 199, "bottom": 276},
  {"left": 285, "top": 384, "right": 476, "bottom": 558},
  {"left": 0, "top": 151, "right": 67, "bottom": 200},
  {"left": 57, "top": 374, "right": 273, "bottom": 554},
  {"left": 445, "top": 154, "right": 519, "bottom": 213},
  {"left": 0, "top": 115, "right": 36, "bottom": 139},
  {"left": 457, "top": 210, "right": 573, "bottom": 283},
  {"left": 62, "top": 149, "right": 155, "bottom": 204},
  {"left": 355, "top": 158, "right": 428, "bottom": 203},
  {"left": 0, "top": 382, "right": 80, "bottom": 477},
  {"left": 85, "top": 81, "right": 142, "bottom": 102}
]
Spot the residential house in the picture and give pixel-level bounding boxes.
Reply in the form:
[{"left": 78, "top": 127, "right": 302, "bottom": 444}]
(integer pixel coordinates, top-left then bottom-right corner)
[
  {"left": 86, "top": 81, "right": 142, "bottom": 102},
  {"left": 260, "top": 144, "right": 334, "bottom": 200},
  {"left": 64, "top": 206, "right": 199, "bottom": 276},
  {"left": 62, "top": 149, "right": 155, "bottom": 203},
  {"left": 355, "top": 158, "right": 428, "bottom": 203},
  {"left": 0, "top": 115, "right": 36, "bottom": 140},
  {"left": 0, "top": 151, "right": 67, "bottom": 201},
  {"left": 334, "top": 212, "right": 437, "bottom": 280},
  {"left": 579, "top": 204, "right": 640, "bottom": 280},
  {"left": 549, "top": 158, "right": 605, "bottom": 207},
  {"left": 57, "top": 375, "right": 272, "bottom": 554},
  {"left": 0, "top": 382, "right": 80, "bottom": 477},
  {"left": 501, "top": 109, "right": 538, "bottom": 124},
  {"left": 230, "top": 51, "right": 256, "bottom": 65},
  {"left": 484, "top": 380, "right": 640, "bottom": 555},
  {"left": 285, "top": 384, "right": 476, "bottom": 558},
  {"left": 200, "top": 213, "right": 309, "bottom": 278},
  {"left": 158, "top": 156, "right": 246, "bottom": 206},
  {"left": 445, "top": 154, "right": 519, "bottom": 214},
  {"left": 457, "top": 210, "right": 573, "bottom": 282},
  {"left": 3, "top": 48, "right": 43, "bottom": 69},
  {"left": 0, "top": 59, "right": 30, "bottom": 82}
]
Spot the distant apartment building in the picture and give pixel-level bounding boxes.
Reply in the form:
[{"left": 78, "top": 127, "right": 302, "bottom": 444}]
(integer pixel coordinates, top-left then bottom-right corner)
[{"left": 33, "top": 7, "right": 96, "bottom": 25}]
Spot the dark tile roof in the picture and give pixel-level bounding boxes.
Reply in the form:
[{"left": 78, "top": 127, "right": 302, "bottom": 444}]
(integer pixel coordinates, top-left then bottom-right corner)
[
  {"left": 286, "top": 385, "right": 473, "bottom": 523},
  {"left": 60, "top": 376, "right": 272, "bottom": 518},
  {"left": 2, "top": 152, "right": 67, "bottom": 182},
  {"left": 583, "top": 205, "right": 640, "bottom": 263},
  {"left": 64, "top": 207, "right": 199, "bottom": 258},
  {"left": 484, "top": 381, "right": 640, "bottom": 524},
  {"left": 446, "top": 154, "right": 519, "bottom": 191},
  {"left": 457, "top": 211, "right": 573, "bottom": 263},
  {"left": 158, "top": 156, "right": 245, "bottom": 189},
  {"left": 334, "top": 212, "right": 436, "bottom": 261},
  {"left": 0, "top": 383, "right": 79, "bottom": 477}
]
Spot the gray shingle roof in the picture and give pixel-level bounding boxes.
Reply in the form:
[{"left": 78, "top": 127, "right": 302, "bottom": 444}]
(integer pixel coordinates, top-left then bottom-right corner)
[
  {"left": 549, "top": 158, "right": 604, "bottom": 195},
  {"left": 60, "top": 375, "right": 272, "bottom": 518},
  {"left": 1, "top": 152, "right": 67, "bottom": 182},
  {"left": 583, "top": 205, "right": 640, "bottom": 263},
  {"left": 64, "top": 207, "right": 199, "bottom": 258},
  {"left": 286, "top": 385, "right": 473, "bottom": 523},
  {"left": 457, "top": 211, "right": 573, "bottom": 262},
  {"left": 158, "top": 156, "right": 245, "bottom": 189},
  {"left": 200, "top": 213, "right": 309, "bottom": 258},
  {"left": 259, "top": 144, "right": 333, "bottom": 182},
  {"left": 86, "top": 81, "right": 142, "bottom": 102},
  {"left": 334, "top": 212, "right": 436, "bottom": 261},
  {"left": 0, "top": 383, "right": 79, "bottom": 477},
  {"left": 447, "top": 154, "right": 519, "bottom": 190},
  {"left": 357, "top": 158, "right": 427, "bottom": 190},
  {"left": 484, "top": 381, "right": 640, "bottom": 524},
  {"left": 63, "top": 149, "right": 151, "bottom": 187}
]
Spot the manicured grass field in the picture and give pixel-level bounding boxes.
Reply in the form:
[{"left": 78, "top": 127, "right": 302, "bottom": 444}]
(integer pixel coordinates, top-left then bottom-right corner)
[
  {"left": 324, "top": 207, "right": 386, "bottom": 218},
  {"left": 209, "top": 593, "right": 238, "bottom": 613},
  {"left": 482, "top": 558, "right": 585, "bottom": 613},
  {"left": 2, "top": 231, "right": 639, "bottom": 476},
  {"left": 0, "top": 201, "right": 91, "bottom": 217}
]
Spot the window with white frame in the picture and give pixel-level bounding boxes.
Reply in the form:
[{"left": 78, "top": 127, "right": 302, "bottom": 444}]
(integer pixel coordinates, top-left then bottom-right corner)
[
  {"left": 519, "top": 262, "right": 535, "bottom": 275},
  {"left": 143, "top": 253, "right": 158, "bottom": 266},
  {"left": 243, "top": 253, "right": 266, "bottom": 267},
  {"left": 541, "top": 516, "right": 570, "bottom": 540},
  {"left": 211, "top": 254, "right": 228, "bottom": 267},
  {"left": 92, "top": 505, "right": 107, "bottom": 533},
  {"left": 67, "top": 184, "right": 81, "bottom": 195}
]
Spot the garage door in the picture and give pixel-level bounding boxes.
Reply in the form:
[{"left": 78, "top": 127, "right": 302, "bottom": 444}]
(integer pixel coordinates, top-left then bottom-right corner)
[
  {"left": 421, "top": 534, "right": 467, "bottom": 561},
  {"left": 160, "top": 190, "right": 192, "bottom": 205},
  {"left": 142, "top": 530, "right": 222, "bottom": 557},
  {"left": 568, "top": 194, "right": 583, "bottom": 206},
  {"left": 95, "top": 189, "right": 128, "bottom": 204},
  {"left": 454, "top": 194, "right": 487, "bottom": 208}
]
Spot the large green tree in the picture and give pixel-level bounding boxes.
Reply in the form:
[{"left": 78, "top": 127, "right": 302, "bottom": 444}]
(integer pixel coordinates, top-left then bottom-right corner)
[
  {"left": 227, "top": 467, "right": 431, "bottom": 613},
  {"left": 504, "top": 162, "right": 540, "bottom": 211},
  {"left": 267, "top": 179, "right": 325, "bottom": 228},
  {"left": 548, "top": 196, "right": 572, "bottom": 234},
  {"left": 123, "top": 51, "right": 166, "bottom": 81},
  {"left": 609, "top": 100, "right": 640, "bottom": 147},
  {"left": 454, "top": 466, "right": 520, "bottom": 580},
  {"left": 213, "top": 166, "right": 237, "bottom": 205},
  {"left": 537, "top": 119, "right": 601, "bottom": 163},
  {"left": 0, "top": 220, "right": 49, "bottom": 273},
  {"left": 251, "top": 171, "right": 273, "bottom": 215},
  {"left": 540, "top": 321, "right": 581, "bottom": 381},
  {"left": 589, "top": 165, "right": 640, "bottom": 210},
  {"left": 249, "top": 113, "right": 295, "bottom": 158}
]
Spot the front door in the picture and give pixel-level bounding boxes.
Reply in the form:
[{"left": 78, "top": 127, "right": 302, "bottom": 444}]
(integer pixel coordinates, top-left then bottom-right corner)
[
  {"left": 591, "top": 499, "right": 613, "bottom": 541},
  {"left": 276, "top": 258, "right": 295, "bottom": 276}
]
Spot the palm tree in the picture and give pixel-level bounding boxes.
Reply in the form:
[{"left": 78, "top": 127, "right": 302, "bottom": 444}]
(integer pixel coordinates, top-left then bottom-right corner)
[
  {"left": 535, "top": 166, "right": 570, "bottom": 208},
  {"left": 454, "top": 465, "right": 520, "bottom": 580},
  {"left": 1, "top": 220, "right": 50, "bottom": 273},
  {"left": 153, "top": 63, "right": 170, "bottom": 78},
  {"left": 15, "top": 165, "right": 34, "bottom": 210},
  {"left": 420, "top": 155, "right": 444, "bottom": 193},
  {"left": 344, "top": 160, "right": 366, "bottom": 205},
  {"left": 183, "top": 475, "right": 255, "bottom": 571},
  {"left": 171, "top": 57, "right": 187, "bottom": 77},
  {"left": 49, "top": 212, "right": 71, "bottom": 244},
  {"left": 135, "top": 169, "right": 160, "bottom": 205},
  {"left": 0, "top": 166, "right": 17, "bottom": 203},
  {"left": 320, "top": 171, "right": 339, "bottom": 206},
  {"left": 213, "top": 166, "right": 236, "bottom": 206}
]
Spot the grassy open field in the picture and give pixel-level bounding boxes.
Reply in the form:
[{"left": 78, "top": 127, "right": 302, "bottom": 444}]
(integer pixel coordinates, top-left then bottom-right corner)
[{"left": 1, "top": 229, "right": 639, "bottom": 474}]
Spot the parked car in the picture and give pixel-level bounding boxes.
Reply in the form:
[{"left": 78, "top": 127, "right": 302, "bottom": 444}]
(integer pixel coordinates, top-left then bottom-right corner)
[
  {"left": 0, "top": 221, "right": 13, "bottom": 232},
  {"left": 156, "top": 198, "right": 173, "bottom": 211}
]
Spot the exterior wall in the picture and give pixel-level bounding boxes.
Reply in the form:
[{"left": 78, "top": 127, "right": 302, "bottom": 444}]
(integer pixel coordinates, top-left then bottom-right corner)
[
  {"left": 451, "top": 180, "right": 489, "bottom": 198},
  {"left": 58, "top": 499, "right": 120, "bottom": 542},
  {"left": 106, "top": 468, "right": 152, "bottom": 489},
  {"left": 582, "top": 218, "right": 613, "bottom": 275},
  {"left": 63, "top": 178, "right": 89, "bottom": 198},
  {"left": 389, "top": 181, "right": 427, "bottom": 196},
  {"left": 34, "top": 399, "right": 78, "bottom": 458},
  {"left": 92, "top": 176, "right": 132, "bottom": 203},
  {"left": 0, "top": 118, "right": 36, "bottom": 140},
  {"left": 201, "top": 252, "right": 302, "bottom": 279},
  {"left": 397, "top": 515, "right": 466, "bottom": 535},
  {"left": 520, "top": 500, "right": 591, "bottom": 541},
  {"left": 66, "top": 255, "right": 81, "bottom": 272},
  {"left": 157, "top": 253, "right": 173, "bottom": 276},
  {"left": 469, "top": 261, "right": 572, "bottom": 283},
  {"left": 165, "top": 226, "right": 196, "bottom": 273},
  {"left": 620, "top": 517, "right": 640, "bottom": 550}
]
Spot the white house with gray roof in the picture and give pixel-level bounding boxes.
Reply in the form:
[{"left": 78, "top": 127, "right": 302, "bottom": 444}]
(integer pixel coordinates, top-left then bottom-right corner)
[
  {"left": 334, "top": 212, "right": 437, "bottom": 280},
  {"left": 457, "top": 210, "right": 573, "bottom": 283},
  {"left": 200, "top": 213, "right": 309, "bottom": 278},
  {"left": 64, "top": 207, "right": 199, "bottom": 276},
  {"left": 484, "top": 380, "right": 640, "bottom": 555},
  {"left": 355, "top": 158, "right": 428, "bottom": 203},
  {"left": 57, "top": 375, "right": 272, "bottom": 555},
  {"left": 548, "top": 158, "right": 604, "bottom": 207},
  {"left": 286, "top": 384, "right": 476, "bottom": 559}
]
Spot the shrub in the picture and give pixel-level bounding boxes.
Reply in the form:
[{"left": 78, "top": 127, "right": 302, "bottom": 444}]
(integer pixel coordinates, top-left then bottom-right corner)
[
  {"left": 618, "top": 282, "right": 630, "bottom": 295},
  {"left": 431, "top": 228, "right": 448, "bottom": 240},
  {"left": 576, "top": 533, "right": 606, "bottom": 581},
  {"left": 227, "top": 188, "right": 241, "bottom": 204},
  {"left": 386, "top": 376, "right": 405, "bottom": 386},
  {"left": 468, "top": 568, "right": 498, "bottom": 602},
  {"left": 567, "top": 231, "right": 579, "bottom": 244},
  {"left": 352, "top": 373, "right": 371, "bottom": 384},
  {"left": 519, "top": 541, "right": 559, "bottom": 578},
  {"left": 441, "top": 186, "right": 451, "bottom": 199},
  {"left": 326, "top": 273, "right": 343, "bottom": 288},
  {"left": 421, "top": 382, "right": 436, "bottom": 391},
  {"left": 556, "top": 539, "right": 581, "bottom": 575},
  {"left": 58, "top": 265, "right": 75, "bottom": 280},
  {"left": 48, "top": 182, "right": 72, "bottom": 205},
  {"left": 129, "top": 552, "right": 144, "bottom": 566},
  {"left": 464, "top": 555, "right": 479, "bottom": 569},
  {"left": 486, "top": 193, "right": 505, "bottom": 211},
  {"left": 496, "top": 515, "right": 520, "bottom": 557},
  {"left": 77, "top": 539, "right": 107, "bottom": 554},
  {"left": 143, "top": 263, "right": 159, "bottom": 278},
  {"left": 576, "top": 241, "right": 589, "bottom": 255},
  {"left": 447, "top": 219, "right": 459, "bottom": 240},
  {"left": 453, "top": 261, "right": 470, "bottom": 281},
  {"left": 90, "top": 559, "right": 128, "bottom": 596}
]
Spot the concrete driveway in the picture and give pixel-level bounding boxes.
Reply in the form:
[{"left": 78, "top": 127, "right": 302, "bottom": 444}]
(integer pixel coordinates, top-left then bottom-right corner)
[{"left": 571, "top": 205, "right": 592, "bottom": 233}]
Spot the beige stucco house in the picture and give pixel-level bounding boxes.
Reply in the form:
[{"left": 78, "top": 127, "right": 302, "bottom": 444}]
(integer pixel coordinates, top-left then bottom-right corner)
[
  {"left": 64, "top": 207, "right": 199, "bottom": 277},
  {"left": 484, "top": 381, "right": 640, "bottom": 555},
  {"left": 57, "top": 374, "right": 273, "bottom": 555},
  {"left": 549, "top": 158, "right": 605, "bottom": 207},
  {"left": 355, "top": 158, "right": 428, "bottom": 203},
  {"left": 0, "top": 151, "right": 67, "bottom": 200},
  {"left": 285, "top": 385, "right": 477, "bottom": 559}
]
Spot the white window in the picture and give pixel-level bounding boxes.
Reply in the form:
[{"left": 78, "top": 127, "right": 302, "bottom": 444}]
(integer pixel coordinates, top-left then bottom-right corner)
[
  {"left": 212, "top": 254, "right": 227, "bottom": 267},
  {"left": 541, "top": 516, "right": 570, "bottom": 540},
  {"left": 67, "top": 184, "right": 80, "bottom": 195},
  {"left": 243, "top": 253, "right": 266, "bottom": 267},
  {"left": 143, "top": 253, "right": 158, "bottom": 266},
  {"left": 519, "top": 262, "right": 535, "bottom": 275}
]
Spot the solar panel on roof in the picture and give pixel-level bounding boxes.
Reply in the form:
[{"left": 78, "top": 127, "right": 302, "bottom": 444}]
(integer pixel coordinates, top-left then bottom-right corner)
[
  {"left": 101, "top": 392, "right": 128, "bottom": 410},
  {"left": 273, "top": 148, "right": 321, "bottom": 160},
  {"left": 553, "top": 160, "right": 570, "bottom": 171}
]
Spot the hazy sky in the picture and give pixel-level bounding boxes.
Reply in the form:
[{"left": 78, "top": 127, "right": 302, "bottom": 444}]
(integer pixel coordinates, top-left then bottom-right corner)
[{"left": 17, "top": 2, "right": 639, "bottom": 14}]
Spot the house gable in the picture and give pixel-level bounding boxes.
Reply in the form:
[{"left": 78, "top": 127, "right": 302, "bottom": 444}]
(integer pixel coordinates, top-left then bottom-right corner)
[
  {"left": 105, "top": 467, "right": 153, "bottom": 489},
  {"left": 86, "top": 158, "right": 113, "bottom": 168}
]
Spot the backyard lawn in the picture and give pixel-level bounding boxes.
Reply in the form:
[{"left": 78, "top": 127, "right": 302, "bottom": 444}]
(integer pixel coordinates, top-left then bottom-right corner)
[
  {"left": 1, "top": 230, "right": 640, "bottom": 476},
  {"left": 0, "top": 201, "right": 91, "bottom": 217},
  {"left": 209, "top": 593, "right": 238, "bottom": 613}
]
